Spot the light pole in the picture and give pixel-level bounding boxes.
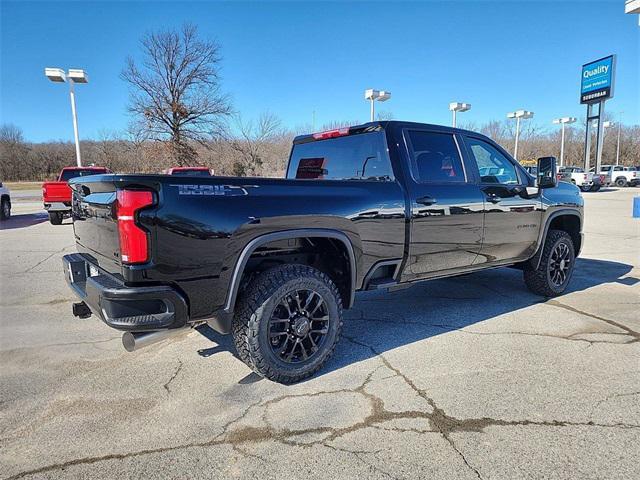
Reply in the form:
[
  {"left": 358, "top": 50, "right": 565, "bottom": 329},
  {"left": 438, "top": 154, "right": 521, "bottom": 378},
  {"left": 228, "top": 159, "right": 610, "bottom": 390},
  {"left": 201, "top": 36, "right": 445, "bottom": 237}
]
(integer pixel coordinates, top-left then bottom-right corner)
[
  {"left": 615, "top": 112, "right": 623, "bottom": 166},
  {"left": 507, "top": 110, "right": 534, "bottom": 160},
  {"left": 552, "top": 117, "right": 576, "bottom": 167},
  {"left": 364, "top": 89, "right": 391, "bottom": 122},
  {"left": 449, "top": 102, "right": 471, "bottom": 128},
  {"left": 602, "top": 121, "right": 613, "bottom": 159},
  {"left": 45, "top": 68, "right": 89, "bottom": 167}
]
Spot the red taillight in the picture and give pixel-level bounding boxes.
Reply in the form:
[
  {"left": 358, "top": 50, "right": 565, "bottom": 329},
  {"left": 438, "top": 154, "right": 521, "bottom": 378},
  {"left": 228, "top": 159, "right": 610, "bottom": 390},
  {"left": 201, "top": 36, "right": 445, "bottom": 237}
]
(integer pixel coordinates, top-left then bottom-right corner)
[
  {"left": 312, "top": 127, "right": 350, "bottom": 140},
  {"left": 116, "top": 190, "right": 153, "bottom": 264},
  {"left": 583, "top": 174, "right": 588, "bottom": 180}
]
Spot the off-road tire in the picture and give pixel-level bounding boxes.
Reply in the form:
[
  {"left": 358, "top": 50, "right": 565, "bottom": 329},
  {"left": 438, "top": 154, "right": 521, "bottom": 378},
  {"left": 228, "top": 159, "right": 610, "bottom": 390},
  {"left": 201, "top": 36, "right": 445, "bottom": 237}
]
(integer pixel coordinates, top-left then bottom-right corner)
[
  {"left": 580, "top": 185, "right": 590, "bottom": 192},
  {"left": 615, "top": 177, "right": 627, "bottom": 187},
  {"left": 524, "top": 229, "right": 575, "bottom": 297},
  {"left": 49, "top": 212, "right": 63, "bottom": 225},
  {"left": 589, "top": 185, "right": 601, "bottom": 192},
  {"left": 232, "top": 264, "right": 343, "bottom": 384},
  {"left": 0, "top": 198, "right": 10, "bottom": 220}
]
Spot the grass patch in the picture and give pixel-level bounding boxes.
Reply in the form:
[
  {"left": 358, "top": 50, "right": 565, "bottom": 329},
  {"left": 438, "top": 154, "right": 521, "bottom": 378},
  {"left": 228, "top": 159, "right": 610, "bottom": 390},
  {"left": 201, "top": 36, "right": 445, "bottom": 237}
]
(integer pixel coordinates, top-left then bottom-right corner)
[{"left": 4, "top": 182, "right": 42, "bottom": 191}]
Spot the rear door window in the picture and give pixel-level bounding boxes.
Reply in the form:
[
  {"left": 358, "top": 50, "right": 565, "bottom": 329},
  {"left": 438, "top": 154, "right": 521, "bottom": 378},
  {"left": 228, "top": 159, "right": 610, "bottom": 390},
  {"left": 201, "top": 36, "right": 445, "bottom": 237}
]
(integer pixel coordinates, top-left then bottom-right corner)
[
  {"left": 287, "top": 131, "right": 392, "bottom": 180},
  {"left": 405, "top": 131, "right": 466, "bottom": 183}
]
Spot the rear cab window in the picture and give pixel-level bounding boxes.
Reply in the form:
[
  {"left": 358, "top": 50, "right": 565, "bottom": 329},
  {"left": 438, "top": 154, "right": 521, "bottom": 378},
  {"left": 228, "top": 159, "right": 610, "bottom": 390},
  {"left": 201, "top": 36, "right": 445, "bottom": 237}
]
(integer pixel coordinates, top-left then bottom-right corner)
[
  {"left": 287, "top": 131, "right": 393, "bottom": 181},
  {"left": 60, "top": 169, "right": 107, "bottom": 181}
]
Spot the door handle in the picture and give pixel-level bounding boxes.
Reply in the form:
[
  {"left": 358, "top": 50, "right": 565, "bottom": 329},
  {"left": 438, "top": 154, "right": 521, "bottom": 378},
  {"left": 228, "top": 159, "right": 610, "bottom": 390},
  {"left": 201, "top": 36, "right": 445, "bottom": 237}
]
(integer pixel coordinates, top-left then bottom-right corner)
[
  {"left": 416, "top": 196, "right": 437, "bottom": 206},
  {"left": 486, "top": 194, "right": 501, "bottom": 204}
]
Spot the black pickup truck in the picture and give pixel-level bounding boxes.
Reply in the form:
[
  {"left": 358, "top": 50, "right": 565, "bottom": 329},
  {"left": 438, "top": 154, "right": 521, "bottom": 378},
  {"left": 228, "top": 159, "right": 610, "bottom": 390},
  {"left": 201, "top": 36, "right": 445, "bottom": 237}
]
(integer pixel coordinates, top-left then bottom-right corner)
[{"left": 63, "top": 121, "right": 583, "bottom": 383}]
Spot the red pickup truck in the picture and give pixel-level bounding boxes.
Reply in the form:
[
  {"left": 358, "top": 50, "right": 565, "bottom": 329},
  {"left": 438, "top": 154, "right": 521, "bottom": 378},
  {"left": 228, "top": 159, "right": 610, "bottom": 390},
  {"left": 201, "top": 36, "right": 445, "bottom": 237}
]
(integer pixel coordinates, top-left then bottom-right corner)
[{"left": 42, "top": 166, "right": 110, "bottom": 224}]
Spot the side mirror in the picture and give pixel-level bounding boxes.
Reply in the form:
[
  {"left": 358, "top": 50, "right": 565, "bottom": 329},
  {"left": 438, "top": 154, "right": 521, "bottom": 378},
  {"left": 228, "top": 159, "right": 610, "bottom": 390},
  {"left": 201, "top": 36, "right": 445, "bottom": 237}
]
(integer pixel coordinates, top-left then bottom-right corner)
[{"left": 537, "top": 156, "right": 557, "bottom": 189}]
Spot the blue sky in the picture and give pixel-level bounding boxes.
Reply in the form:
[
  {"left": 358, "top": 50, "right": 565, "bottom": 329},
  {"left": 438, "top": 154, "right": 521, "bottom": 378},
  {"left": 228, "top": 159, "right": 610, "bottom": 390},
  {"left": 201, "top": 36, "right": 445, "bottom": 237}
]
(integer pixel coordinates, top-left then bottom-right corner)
[{"left": 1, "top": 0, "right": 638, "bottom": 142}]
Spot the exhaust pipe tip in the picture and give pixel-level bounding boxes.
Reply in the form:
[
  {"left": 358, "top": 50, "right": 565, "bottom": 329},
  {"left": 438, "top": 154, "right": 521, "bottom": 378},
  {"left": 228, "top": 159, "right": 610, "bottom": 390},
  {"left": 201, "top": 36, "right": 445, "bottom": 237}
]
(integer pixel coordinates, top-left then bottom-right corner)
[
  {"left": 122, "top": 332, "right": 136, "bottom": 352},
  {"left": 122, "top": 327, "right": 190, "bottom": 352}
]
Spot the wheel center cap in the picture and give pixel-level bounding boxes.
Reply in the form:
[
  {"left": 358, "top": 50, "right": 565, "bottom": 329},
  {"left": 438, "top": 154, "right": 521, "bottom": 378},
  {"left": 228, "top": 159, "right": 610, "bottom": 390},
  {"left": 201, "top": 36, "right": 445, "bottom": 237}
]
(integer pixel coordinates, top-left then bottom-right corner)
[{"left": 292, "top": 317, "right": 310, "bottom": 337}]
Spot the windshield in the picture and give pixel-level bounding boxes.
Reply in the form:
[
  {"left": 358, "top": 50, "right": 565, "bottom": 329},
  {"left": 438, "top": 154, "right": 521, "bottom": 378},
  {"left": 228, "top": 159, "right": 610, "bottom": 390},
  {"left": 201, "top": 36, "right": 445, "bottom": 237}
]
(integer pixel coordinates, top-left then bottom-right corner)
[{"left": 60, "top": 169, "right": 107, "bottom": 181}]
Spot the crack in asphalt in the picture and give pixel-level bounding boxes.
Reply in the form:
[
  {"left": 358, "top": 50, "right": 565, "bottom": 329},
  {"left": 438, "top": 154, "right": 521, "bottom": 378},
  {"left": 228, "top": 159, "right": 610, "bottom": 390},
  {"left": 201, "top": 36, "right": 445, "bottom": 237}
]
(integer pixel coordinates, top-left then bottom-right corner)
[
  {"left": 546, "top": 300, "right": 640, "bottom": 343},
  {"left": 163, "top": 359, "right": 183, "bottom": 394},
  {"left": 0, "top": 337, "right": 122, "bottom": 354},
  {"left": 350, "top": 313, "right": 635, "bottom": 347},
  {"left": 6, "top": 358, "right": 640, "bottom": 480},
  {"left": 23, "top": 246, "right": 70, "bottom": 273},
  {"left": 6, "top": 304, "right": 640, "bottom": 480}
]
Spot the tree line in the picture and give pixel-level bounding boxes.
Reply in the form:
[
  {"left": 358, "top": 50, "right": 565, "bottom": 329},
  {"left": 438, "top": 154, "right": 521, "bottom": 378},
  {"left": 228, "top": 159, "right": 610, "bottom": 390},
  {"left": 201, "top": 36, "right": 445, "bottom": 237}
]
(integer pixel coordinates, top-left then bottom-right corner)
[{"left": 1, "top": 23, "right": 638, "bottom": 181}]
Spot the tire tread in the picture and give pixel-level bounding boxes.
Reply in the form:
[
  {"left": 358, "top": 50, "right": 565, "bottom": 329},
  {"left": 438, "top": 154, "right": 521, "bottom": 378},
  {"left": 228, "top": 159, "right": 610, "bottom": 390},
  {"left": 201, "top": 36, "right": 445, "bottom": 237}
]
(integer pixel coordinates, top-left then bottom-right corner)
[{"left": 232, "top": 264, "right": 343, "bottom": 384}]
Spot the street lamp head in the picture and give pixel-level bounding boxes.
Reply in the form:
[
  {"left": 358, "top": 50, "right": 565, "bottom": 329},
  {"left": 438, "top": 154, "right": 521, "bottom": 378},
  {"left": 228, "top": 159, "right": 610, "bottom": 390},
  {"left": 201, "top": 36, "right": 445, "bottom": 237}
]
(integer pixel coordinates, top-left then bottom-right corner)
[
  {"left": 553, "top": 117, "right": 576, "bottom": 125},
  {"left": 68, "top": 69, "right": 89, "bottom": 83},
  {"left": 509, "top": 110, "right": 533, "bottom": 119},
  {"left": 450, "top": 102, "right": 471, "bottom": 112},
  {"left": 377, "top": 91, "right": 391, "bottom": 102},
  {"left": 364, "top": 89, "right": 380, "bottom": 101},
  {"left": 45, "top": 67, "right": 66, "bottom": 83}
]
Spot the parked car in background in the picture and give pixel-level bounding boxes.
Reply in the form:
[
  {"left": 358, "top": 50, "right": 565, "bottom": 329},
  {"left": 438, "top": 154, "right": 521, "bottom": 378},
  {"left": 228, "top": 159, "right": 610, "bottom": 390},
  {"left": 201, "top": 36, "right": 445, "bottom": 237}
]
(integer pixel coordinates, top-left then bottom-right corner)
[
  {"left": 0, "top": 181, "right": 11, "bottom": 221},
  {"left": 591, "top": 165, "right": 639, "bottom": 187},
  {"left": 163, "top": 167, "right": 214, "bottom": 176},
  {"left": 62, "top": 121, "right": 583, "bottom": 384},
  {"left": 558, "top": 166, "right": 602, "bottom": 192},
  {"left": 42, "top": 166, "right": 111, "bottom": 224}
]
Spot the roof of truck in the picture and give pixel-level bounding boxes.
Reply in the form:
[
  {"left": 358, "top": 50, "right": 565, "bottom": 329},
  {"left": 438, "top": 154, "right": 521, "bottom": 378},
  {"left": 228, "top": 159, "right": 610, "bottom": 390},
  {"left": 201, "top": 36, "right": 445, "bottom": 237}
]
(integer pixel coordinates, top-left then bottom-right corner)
[{"left": 293, "top": 121, "right": 479, "bottom": 144}]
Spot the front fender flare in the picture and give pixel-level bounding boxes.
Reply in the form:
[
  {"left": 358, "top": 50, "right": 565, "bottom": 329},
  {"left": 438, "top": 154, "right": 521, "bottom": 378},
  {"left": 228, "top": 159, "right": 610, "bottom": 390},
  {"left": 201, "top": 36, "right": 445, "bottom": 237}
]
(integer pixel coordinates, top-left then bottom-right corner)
[{"left": 529, "top": 209, "right": 582, "bottom": 270}]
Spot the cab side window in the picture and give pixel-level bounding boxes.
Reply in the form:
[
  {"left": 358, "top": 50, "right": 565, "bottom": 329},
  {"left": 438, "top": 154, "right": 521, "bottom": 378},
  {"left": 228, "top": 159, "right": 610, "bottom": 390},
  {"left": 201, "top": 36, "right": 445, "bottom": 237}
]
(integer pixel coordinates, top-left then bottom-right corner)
[
  {"left": 407, "top": 131, "right": 465, "bottom": 183},
  {"left": 465, "top": 137, "right": 520, "bottom": 185}
]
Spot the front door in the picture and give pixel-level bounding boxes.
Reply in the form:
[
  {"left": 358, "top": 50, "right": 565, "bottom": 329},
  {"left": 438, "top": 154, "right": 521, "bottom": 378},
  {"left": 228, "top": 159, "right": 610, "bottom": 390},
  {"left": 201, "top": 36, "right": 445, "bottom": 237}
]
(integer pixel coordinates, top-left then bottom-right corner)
[
  {"left": 462, "top": 135, "right": 541, "bottom": 264},
  {"left": 401, "top": 129, "right": 485, "bottom": 282}
]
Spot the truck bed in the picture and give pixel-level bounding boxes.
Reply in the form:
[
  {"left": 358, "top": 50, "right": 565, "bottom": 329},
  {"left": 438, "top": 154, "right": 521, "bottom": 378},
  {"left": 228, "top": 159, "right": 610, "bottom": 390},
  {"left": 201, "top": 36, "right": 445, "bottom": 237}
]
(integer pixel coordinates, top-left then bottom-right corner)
[{"left": 70, "top": 173, "right": 407, "bottom": 321}]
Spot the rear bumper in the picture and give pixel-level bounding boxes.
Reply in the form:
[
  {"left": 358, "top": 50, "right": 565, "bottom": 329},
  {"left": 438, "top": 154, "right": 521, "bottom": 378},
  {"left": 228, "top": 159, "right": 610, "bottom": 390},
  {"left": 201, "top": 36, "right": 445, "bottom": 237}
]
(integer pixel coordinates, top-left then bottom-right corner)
[
  {"left": 44, "top": 202, "right": 71, "bottom": 212},
  {"left": 63, "top": 253, "right": 188, "bottom": 331}
]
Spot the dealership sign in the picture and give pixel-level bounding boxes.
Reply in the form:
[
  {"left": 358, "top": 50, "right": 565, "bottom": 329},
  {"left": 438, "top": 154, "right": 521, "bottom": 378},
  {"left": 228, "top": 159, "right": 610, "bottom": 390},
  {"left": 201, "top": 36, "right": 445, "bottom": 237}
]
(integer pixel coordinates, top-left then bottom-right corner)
[{"left": 580, "top": 55, "right": 616, "bottom": 104}]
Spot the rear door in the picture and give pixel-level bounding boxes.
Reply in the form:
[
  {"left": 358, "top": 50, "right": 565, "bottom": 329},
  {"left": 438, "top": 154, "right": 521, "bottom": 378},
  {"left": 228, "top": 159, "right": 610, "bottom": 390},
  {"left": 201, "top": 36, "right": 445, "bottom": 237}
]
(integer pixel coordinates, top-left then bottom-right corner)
[
  {"left": 400, "top": 128, "right": 485, "bottom": 281},
  {"left": 462, "top": 135, "right": 541, "bottom": 264}
]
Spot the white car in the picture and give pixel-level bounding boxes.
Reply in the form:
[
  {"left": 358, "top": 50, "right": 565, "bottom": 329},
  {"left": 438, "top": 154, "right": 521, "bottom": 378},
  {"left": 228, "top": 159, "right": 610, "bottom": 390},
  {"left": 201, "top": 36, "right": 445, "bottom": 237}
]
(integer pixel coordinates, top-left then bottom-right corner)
[
  {"left": 591, "top": 165, "right": 640, "bottom": 187},
  {"left": 558, "top": 166, "right": 602, "bottom": 192},
  {"left": 0, "top": 181, "right": 11, "bottom": 220}
]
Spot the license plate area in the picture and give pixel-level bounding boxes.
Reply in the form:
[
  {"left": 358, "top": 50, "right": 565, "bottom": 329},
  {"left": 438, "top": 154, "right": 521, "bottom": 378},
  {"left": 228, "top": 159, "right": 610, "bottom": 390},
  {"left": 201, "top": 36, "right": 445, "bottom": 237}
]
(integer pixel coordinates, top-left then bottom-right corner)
[{"left": 87, "top": 263, "right": 100, "bottom": 278}]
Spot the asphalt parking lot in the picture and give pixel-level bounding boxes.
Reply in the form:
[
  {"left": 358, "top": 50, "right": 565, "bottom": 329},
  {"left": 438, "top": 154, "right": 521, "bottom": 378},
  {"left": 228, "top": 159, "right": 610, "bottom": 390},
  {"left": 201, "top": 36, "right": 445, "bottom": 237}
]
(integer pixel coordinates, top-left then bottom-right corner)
[{"left": 1, "top": 188, "right": 639, "bottom": 480}]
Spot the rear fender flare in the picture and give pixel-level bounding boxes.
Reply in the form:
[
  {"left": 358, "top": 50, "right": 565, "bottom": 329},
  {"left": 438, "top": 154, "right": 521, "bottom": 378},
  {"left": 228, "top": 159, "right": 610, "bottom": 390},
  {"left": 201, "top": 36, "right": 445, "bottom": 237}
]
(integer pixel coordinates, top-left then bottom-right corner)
[{"left": 223, "top": 229, "right": 357, "bottom": 314}]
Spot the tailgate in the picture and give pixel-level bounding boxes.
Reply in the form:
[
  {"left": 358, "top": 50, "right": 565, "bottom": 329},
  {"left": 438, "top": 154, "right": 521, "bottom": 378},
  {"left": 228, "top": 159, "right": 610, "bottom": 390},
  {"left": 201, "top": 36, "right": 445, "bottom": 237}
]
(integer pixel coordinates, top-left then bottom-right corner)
[
  {"left": 70, "top": 178, "right": 122, "bottom": 273},
  {"left": 43, "top": 182, "right": 71, "bottom": 202}
]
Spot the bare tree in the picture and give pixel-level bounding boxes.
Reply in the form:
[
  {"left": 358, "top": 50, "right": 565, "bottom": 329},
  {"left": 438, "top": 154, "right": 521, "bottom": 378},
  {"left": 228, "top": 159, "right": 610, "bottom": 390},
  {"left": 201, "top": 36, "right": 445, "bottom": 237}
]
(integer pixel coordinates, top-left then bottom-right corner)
[
  {"left": 227, "top": 112, "right": 285, "bottom": 176},
  {"left": 121, "top": 23, "right": 232, "bottom": 165},
  {"left": 0, "top": 124, "right": 30, "bottom": 180}
]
